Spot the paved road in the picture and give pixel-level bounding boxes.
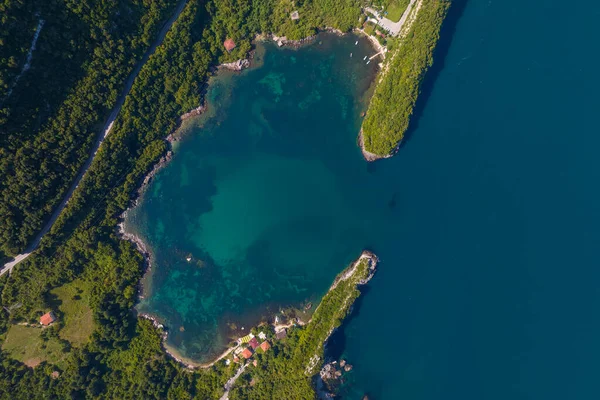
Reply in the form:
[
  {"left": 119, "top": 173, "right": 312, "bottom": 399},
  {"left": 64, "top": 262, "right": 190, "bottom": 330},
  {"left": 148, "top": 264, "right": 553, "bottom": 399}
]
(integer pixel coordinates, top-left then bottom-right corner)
[
  {"left": 220, "top": 363, "right": 248, "bottom": 400},
  {"left": 0, "top": 0, "right": 189, "bottom": 276},
  {"left": 365, "top": 0, "right": 418, "bottom": 36}
]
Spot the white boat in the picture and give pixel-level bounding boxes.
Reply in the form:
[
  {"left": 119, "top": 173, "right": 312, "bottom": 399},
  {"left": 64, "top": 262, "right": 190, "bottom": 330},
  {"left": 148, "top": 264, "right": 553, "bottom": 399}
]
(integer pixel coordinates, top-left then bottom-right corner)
[
  {"left": 355, "top": 41, "right": 358, "bottom": 45},
  {"left": 366, "top": 60, "right": 371, "bottom": 65}
]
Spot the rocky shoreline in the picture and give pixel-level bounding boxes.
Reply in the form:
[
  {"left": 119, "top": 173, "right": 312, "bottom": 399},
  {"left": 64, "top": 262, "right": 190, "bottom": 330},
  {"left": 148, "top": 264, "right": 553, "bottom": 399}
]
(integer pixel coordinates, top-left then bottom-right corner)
[
  {"left": 138, "top": 313, "right": 202, "bottom": 369},
  {"left": 315, "top": 251, "right": 378, "bottom": 399},
  {"left": 358, "top": 128, "right": 396, "bottom": 162}
]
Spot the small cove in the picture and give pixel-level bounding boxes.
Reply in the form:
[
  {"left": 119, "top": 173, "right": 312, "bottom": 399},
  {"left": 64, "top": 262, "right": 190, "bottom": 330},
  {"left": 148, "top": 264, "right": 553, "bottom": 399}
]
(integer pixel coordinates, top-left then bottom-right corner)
[{"left": 125, "top": 33, "right": 385, "bottom": 362}]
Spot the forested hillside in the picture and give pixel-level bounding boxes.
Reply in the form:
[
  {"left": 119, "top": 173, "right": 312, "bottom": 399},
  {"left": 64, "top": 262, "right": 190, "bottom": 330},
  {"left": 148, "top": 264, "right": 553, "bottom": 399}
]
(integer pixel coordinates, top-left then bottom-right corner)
[
  {"left": 0, "top": 0, "right": 39, "bottom": 99},
  {"left": 0, "top": 0, "right": 179, "bottom": 257}
]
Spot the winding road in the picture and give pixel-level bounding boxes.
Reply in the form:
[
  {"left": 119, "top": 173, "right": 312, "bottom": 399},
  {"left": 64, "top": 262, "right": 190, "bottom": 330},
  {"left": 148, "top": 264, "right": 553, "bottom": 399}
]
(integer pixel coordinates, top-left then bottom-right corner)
[{"left": 0, "top": 0, "right": 188, "bottom": 276}]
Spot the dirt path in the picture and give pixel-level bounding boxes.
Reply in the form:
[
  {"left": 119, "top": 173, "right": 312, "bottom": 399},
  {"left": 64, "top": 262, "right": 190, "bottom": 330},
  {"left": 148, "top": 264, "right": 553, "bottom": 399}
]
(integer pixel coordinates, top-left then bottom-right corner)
[
  {"left": 0, "top": 0, "right": 189, "bottom": 277},
  {"left": 1, "top": 18, "right": 44, "bottom": 104}
]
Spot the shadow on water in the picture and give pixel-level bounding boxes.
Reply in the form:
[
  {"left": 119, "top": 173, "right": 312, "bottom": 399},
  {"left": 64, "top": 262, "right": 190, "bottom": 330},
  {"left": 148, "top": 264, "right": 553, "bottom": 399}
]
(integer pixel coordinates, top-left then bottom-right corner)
[
  {"left": 399, "top": 0, "right": 470, "bottom": 150},
  {"left": 325, "top": 285, "right": 372, "bottom": 362},
  {"left": 322, "top": 285, "right": 374, "bottom": 399}
]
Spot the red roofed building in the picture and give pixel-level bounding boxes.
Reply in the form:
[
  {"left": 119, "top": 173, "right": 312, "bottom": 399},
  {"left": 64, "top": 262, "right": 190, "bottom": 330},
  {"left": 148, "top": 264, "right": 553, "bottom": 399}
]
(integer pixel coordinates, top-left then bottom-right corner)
[
  {"left": 224, "top": 38, "right": 236, "bottom": 52},
  {"left": 40, "top": 311, "right": 56, "bottom": 326},
  {"left": 241, "top": 348, "right": 253, "bottom": 359},
  {"left": 249, "top": 337, "right": 259, "bottom": 350},
  {"left": 260, "top": 341, "right": 271, "bottom": 352}
]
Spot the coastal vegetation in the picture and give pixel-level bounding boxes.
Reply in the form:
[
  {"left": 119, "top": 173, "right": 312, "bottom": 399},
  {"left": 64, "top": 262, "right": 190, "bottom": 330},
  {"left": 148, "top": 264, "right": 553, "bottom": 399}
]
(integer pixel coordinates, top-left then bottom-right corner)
[
  {"left": 229, "top": 254, "right": 376, "bottom": 399},
  {"left": 1, "top": 0, "right": 442, "bottom": 397},
  {"left": 361, "top": 0, "right": 451, "bottom": 157}
]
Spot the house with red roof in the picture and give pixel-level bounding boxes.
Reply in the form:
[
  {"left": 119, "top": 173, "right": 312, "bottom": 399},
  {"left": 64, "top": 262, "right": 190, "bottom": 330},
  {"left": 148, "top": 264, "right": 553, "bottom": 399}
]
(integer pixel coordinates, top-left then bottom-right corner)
[
  {"left": 249, "top": 337, "right": 259, "bottom": 350},
  {"left": 260, "top": 341, "right": 271, "bottom": 352},
  {"left": 40, "top": 311, "right": 56, "bottom": 326},
  {"left": 224, "top": 38, "right": 236, "bottom": 52},
  {"left": 241, "top": 348, "right": 253, "bottom": 359}
]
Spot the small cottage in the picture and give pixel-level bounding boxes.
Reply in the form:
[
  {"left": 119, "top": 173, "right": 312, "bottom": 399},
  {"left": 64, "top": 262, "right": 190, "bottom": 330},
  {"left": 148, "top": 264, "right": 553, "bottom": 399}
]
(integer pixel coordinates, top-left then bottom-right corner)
[
  {"left": 249, "top": 337, "right": 260, "bottom": 350},
  {"left": 224, "top": 38, "right": 236, "bottom": 52},
  {"left": 275, "top": 328, "right": 287, "bottom": 340},
  {"left": 241, "top": 348, "right": 253, "bottom": 359},
  {"left": 40, "top": 311, "right": 56, "bottom": 326},
  {"left": 260, "top": 341, "right": 271, "bottom": 352}
]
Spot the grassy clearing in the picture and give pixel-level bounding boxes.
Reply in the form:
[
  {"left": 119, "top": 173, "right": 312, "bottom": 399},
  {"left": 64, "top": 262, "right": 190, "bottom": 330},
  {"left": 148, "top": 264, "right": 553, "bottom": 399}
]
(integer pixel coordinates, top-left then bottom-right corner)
[
  {"left": 385, "top": 0, "right": 411, "bottom": 22},
  {"left": 50, "top": 278, "right": 95, "bottom": 346},
  {"left": 2, "top": 325, "right": 68, "bottom": 368},
  {"left": 364, "top": 21, "right": 376, "bottom": 35}
]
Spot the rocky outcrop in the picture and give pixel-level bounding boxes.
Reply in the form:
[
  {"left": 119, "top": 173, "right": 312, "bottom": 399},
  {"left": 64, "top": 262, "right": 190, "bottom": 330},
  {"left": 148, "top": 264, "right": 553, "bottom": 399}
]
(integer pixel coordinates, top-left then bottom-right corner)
[
  {"left": 221, "top": 58, "right": 250, "bottom": 71},
  {"left": 317, "top": 358, "right": 355, "bottom": 397},
  {"left": 268, "top": 34, "right": 317, "bottom": 48},
  {"left": 358, "top": 128, "right": 396, "bottom": 162}
]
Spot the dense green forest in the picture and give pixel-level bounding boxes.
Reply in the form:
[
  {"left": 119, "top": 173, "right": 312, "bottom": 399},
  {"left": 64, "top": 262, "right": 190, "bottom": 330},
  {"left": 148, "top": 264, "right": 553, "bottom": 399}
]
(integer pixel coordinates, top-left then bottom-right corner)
[
  {"left": 0, "top": 0, "right": 39, "bottom": 99},
  {"left": 1, "top": 0, "right": 444, "bottom": 397},
  {"left": 0, "top": 0, "right": 179, "bottom": 256},
  {"left": 361, "top": 0, "right": 450, "bottom": 156}
]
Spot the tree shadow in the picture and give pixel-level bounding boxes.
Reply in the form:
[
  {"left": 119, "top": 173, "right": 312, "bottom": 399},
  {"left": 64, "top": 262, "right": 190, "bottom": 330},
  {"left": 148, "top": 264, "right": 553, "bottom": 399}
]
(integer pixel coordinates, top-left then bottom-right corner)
[
  {"left": 399, "top": 0, "right": 470, "bottom": 150},
  {"left": 324, "top": 285, "right": 372, "bottom": 362}
]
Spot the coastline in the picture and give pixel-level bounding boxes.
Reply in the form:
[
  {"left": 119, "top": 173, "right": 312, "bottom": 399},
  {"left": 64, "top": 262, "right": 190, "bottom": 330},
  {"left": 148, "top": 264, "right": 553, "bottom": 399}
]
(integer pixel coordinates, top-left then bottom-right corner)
[
  {"left": 118, "top": 31, "right": 384, "bottom": 370},
  {"left": 358, "top": 128, "right": 396, "bottom": 162}
]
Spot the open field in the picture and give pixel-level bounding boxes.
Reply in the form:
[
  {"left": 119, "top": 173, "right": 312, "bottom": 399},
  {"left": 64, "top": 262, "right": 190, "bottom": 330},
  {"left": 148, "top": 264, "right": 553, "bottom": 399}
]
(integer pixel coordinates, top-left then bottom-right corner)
[
  {"left": 385, "top": 0, "right": 411, "bottom": 22},
  {"left": 2, "top": 325, "right": 67, "bottom": 368},
  {"left": 50, "top": 279, "right": 95, "bottom": 346}
]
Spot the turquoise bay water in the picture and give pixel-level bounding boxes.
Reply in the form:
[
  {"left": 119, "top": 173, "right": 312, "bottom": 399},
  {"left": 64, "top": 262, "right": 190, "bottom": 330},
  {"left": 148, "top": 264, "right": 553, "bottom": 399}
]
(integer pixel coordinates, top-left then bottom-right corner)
[
  {"left": 128, "top": 0, "right": 600, "bottom": 396},
  {"left": 126, "top": 34, "right": 381, "bottom": 361}
]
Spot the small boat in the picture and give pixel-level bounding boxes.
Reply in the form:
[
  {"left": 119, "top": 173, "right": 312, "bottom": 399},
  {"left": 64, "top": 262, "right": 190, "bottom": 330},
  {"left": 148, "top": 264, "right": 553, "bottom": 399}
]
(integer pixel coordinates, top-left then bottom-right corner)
[
  {"left": 363, "top": 56, "right": 368, "bottom": 60},
  {"left": 355, "top": 40, "right": 358, "bottom": 45},
  {"left": 366, "top": 60, "right": 371, "bottom": 65},
  {"left": 350, "top": 53, "right": 353, "bottom": 57}
]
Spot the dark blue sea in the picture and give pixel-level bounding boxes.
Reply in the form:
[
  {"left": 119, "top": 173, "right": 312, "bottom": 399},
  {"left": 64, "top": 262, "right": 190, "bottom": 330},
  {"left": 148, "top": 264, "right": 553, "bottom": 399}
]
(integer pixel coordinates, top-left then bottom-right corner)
[
  {"left": 337, "top": 0, "right": 600, "bottom": 398},
  {"left": 126, "top": 0, "right": 600, "bottom": 397}
]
